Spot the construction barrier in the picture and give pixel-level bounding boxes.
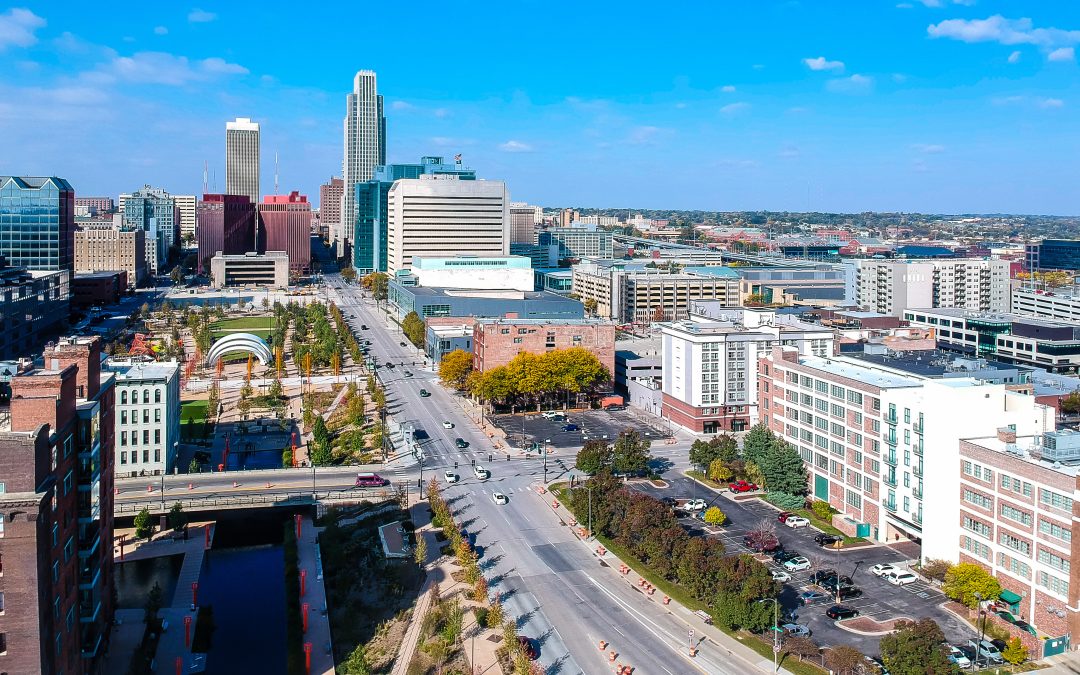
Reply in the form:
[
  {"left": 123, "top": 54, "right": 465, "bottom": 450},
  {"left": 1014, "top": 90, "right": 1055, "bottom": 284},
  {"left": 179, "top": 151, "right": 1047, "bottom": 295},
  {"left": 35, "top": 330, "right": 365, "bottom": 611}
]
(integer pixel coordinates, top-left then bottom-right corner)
[
  {"left": 538, "top": 485, "right": 546, "bottom": 494},
  {"left": 689, "top": 647, "right": 697, "bottom": 657},
  {"left": 608, "top": 650, "right": 617, "bottom": 662},
  {"left": 552, "top": 500, "right": 559, "bottom": 509},
  {"left": 598, "top": 640, "right": 607, "bottom": 651},
  {"left": 662, "top": 596, "right": 670, "bottom": 605},
  {"left": 596, "top": 546, "right": 606, "bottom": 556}
]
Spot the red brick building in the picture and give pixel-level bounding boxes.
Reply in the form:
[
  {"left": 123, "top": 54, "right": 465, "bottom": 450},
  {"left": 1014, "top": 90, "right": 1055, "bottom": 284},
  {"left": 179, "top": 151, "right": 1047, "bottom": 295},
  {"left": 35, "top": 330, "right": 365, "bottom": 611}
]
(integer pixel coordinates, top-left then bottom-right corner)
[
  {"left": 259, "top": 192, "right": 312, "bottom": 276},
  {"left": 0, "top": 337, "right": 116, "bottom": 673},
  {"left": 71, "top": 271, "right": 127, "bottom": 308},
  {"left": 472, "top": 319, "right": 616, "bottom": 384}
]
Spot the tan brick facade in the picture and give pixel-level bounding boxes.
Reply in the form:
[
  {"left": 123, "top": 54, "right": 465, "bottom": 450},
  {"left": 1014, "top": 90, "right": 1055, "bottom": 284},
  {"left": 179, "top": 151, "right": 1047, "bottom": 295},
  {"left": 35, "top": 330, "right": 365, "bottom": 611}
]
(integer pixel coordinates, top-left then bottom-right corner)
[{"left": 473, "top": 320, "right": 616, "bottom": 386}]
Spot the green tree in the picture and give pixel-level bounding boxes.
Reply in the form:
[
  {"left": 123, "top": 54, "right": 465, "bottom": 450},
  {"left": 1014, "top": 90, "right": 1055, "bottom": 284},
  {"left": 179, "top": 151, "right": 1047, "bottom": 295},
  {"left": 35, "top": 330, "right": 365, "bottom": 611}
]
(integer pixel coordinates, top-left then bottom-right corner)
[
  {"left": 134, "top": 507, "right": 154, "bottom": 540},
  {"left": 574, "top": 440, "right": 612, "bottom": 475},
  {"left": 824, "top": 646, "right": 864, "bottom": 675},
  {"left": 1002, "top": 636, "right": 1027, "bottom": 665},
  {"left": 361, "top": 272, "right": 389, "bottom": 301},
  {"left": 707, "top": 459, "right": 733, "bottom": 482},
  {"left": 188, "top": 458, "right": 201, "bottom": 474},
  {"left": 282, "top": 447, "right": 293, "bottom": 468},
  {"left": 413, "top": 536, "right": 427, "bottom": 568},
  {"left": 312, "top": 416, "right": 329, "bottom": 447},
  {"left": 611, "top": 428, "right": 652, "bottom": 475},
  {"left": 169, "top": 265, "right": 184, "bottom": 284},
  {"left": 583, "top": 297, "right": 598, "bottom": 316},
  {"left": 758, "top": 438, "right": 808, "bottom": 494},
  {"left": 268, "top": 378, "right": 283, "bottom": 399},
  {"left": 340, "top": 266, "right": 357, "bottom": 283},
  {"left": 167, "top": 502, "right": 187, "bottom": 533},
  {"left": 144, "top": 582, "right": 163, "bottom": 624},
  {"left": 879, "top": 618, "right": 953, "bottom": 675},
  {"left": 742, "top": 422, "right": 775, "bottom": 465},
  {"left": 401, "top": 311, "right": 426, "bottom": 348},
  {"left": 811, "top": 500, "right": 835, "bottom": 522},
  {"left": 310, "top": 439, "right": 333, "bottom": 466},
  {"left": 438, "top": 349, "right": 474, "bottom": 390},
  {"left": 942, "top": 562, "right": 1002, "bottom": 608},
  {"left": 743, "top": 460, "right": 765, "bottom": 488},
  {"left": 703, "top": 506, "right": 727, "bottom": 525},
  {"left": 689, "top": 434, "right": 738, "bottom": 471},
  {"left": 920, "top": 559, "right": 953, "bottom": 583},
  {"left": 341, "top": 644, "right": 371, "bottom": 675},
  {"left": 711, "top": 554, "right": 779, "bottom": 631}
]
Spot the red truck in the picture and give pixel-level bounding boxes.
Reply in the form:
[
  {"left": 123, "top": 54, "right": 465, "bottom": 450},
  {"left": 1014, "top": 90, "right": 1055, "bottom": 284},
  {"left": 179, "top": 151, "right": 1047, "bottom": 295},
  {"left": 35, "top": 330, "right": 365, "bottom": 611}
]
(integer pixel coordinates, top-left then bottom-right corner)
[{"left": 728, "top": 480, "right": 759, "bottom": 493}]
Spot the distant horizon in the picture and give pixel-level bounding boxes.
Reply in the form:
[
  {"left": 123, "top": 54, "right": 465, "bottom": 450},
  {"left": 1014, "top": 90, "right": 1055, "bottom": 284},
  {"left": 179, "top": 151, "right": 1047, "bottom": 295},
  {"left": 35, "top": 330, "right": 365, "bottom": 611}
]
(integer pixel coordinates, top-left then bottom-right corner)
[{"left": 3, "top": 2, "right": 1080, "bottom": 215}]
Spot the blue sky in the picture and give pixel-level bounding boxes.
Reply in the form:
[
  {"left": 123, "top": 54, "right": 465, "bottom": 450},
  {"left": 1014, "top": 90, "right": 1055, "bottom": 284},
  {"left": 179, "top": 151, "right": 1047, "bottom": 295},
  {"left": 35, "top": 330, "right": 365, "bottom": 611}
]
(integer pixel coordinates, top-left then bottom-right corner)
[{"left": 2, "top": 2, "right": 1079, "bottom": 214}]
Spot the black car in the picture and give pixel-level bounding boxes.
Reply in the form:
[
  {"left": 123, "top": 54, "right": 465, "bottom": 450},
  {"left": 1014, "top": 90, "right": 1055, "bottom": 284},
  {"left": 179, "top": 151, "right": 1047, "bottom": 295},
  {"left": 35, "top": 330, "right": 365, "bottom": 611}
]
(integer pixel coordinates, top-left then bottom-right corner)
[
  {"left": 773, "top": 549, "right": 800, "bottom": 564},
  {"left": 814, "top": 534, "right": 843, "bottom": 547},
  {"left": 661, "top": 497, "right": 678, "bottom": 508},
  {"left": 820, "top": 576, "right": 855, "bottom": 592},
  {"left": 809, "top": 570, "right": 838, "bottom": 585},
  {"left": 361, "top": 325, "right": 368, "bottom": 330},
  {"left": 400, "top": 341, "right": 407, "bottom": 347},
  {"left": 834, "top": 587, "right": 863, "bottom": 601},
  {"left": 455, "top": 438, "right": 469, "bottom": 449},
  {"left": 825, "top": 605, "right": 860, "bottom": 620}
]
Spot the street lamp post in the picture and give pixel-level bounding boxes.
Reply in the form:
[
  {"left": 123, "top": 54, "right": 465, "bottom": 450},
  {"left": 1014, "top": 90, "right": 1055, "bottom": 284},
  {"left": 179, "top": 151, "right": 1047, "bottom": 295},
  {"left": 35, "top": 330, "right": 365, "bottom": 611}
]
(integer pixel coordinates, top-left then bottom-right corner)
[
  {"left": 587, "top": 484, "right": 593, "bottom": 540},
  {"left": 543, "top": 439, "right": 551, "bottom": 484},
  {"left": 972, "top": 592, "right": 985, "bottom": 671},
  {"left": 160, "top": 473, "right": 165, "bottom": 512},
  {"left": 311, "top": 464, "right": 316, "bottom": 502},
  {"left": 757, "top": 598, "right": 780, "bottom": 673}
]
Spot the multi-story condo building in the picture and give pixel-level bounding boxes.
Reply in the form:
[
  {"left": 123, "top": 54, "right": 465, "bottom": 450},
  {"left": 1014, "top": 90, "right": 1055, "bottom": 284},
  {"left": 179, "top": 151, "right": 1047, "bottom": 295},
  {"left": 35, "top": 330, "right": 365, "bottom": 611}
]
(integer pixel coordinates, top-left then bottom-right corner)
[
  {"left": 196, "top": 194, "right": 256, "bottom": 274},
  {"left": 0, "top": 337, "right": 116, "bottom": 673},
  {"left": 106, "top": 358, "right": 180, "bottom": 477},
  {"left": 538, "top": 226, "right": 614, "bottom": 260},
  {"left": 903, "top": 308, "right": 1080, "bottom": 375},
  {"left": 1011, "top": 287, "right": 1080, "bottom": 323},
  {"left": 258, "top": 192, "right": 312, "bottom": 275},
  {"left": 340, "top": 70, "right": 385, "bottom": 257},
  {"left": 661, "top": 308, "right": 833, "bottom": 433},
  {"left": 73, "top": 197, "right": 114, "bottom": 215},
  {"left": 319, "top": 177, "right": 344, "bottom": 243},
  {"left": 758, "top": 347, "right": 1054, "bottom": 548},
  {"left": 353, "top": 156, "right": 476, "bottom": 274},
  {"left": 174, "top": 194, "right": 197, "bottom": 243},
  {"left": 121, "top": 185, "right": 180, "bottom": 275},
  {"left": 0, "top": 257, "right": 70, "bottom": 360},
  {"left": 1026, "top": 239, "right": 1080, "bottom": 272},
  {"left": 74, "top": 226, "right": 146, "bottom": 288},
  {"left": 472, "top": 318, "right": 616, "bottom": 384},
  {"left": 509, "top": 202, "right": 539, "bottom": 244},
  {"left": 849, "top": 258, "right": 1009, "bottom": 317},
  {"left": 225, "top": 117, "right": 261, "bottom": 204},
  {"left": 571, "top": 262, "right": 741, "bottom": 323},
  {"left": 0, "top": 176, "right": 75, "bottom": 272},
  {"left": 386, "top": 175, "right": 508, "bottom": 274},
  {"left": 957, "top": 428, "right": 1080, "bottom": 640}
]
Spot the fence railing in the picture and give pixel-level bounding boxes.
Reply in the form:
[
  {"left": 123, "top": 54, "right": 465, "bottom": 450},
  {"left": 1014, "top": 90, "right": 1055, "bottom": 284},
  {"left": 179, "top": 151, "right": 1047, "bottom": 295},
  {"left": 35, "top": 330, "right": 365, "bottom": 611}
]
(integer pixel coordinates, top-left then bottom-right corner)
[{"left": 114, "top": 487, "right": 393, "bottom": 514}]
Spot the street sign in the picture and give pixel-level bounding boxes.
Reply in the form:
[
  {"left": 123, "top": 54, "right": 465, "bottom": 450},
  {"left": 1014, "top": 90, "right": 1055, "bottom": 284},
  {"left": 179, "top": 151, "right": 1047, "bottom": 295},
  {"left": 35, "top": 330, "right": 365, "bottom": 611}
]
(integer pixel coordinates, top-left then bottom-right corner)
[
  {"left": 773, "top": 644, "right": 781, "bottom": 653},
  {"left": 689, "top": 629, "right": 694, "bottom": 639}
]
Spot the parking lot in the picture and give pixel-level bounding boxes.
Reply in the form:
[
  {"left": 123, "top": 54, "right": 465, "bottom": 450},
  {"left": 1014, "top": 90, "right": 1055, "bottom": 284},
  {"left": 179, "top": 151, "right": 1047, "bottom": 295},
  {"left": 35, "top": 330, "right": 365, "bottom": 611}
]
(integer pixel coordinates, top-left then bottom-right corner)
[
  {"left": 490, "top": 408, "right": 671, "bottom": 451},
  {"left": 629, "top": 474, "right": 977, "bottom": 657}
]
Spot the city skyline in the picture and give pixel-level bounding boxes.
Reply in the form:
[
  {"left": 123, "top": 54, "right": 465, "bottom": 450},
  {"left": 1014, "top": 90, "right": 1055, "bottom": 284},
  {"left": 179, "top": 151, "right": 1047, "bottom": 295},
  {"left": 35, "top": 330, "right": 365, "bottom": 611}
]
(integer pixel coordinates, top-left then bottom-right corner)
[{"left": 2, "top": 2, "right": 1079, "bottom": 214}]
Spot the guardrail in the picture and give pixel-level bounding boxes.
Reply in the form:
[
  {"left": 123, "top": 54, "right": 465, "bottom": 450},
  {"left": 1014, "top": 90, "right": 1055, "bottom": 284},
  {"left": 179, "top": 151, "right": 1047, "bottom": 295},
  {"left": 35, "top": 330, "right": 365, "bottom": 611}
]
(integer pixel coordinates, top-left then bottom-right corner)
[{"left": 115, "top": 487, "right": 393, "bottom": 514}]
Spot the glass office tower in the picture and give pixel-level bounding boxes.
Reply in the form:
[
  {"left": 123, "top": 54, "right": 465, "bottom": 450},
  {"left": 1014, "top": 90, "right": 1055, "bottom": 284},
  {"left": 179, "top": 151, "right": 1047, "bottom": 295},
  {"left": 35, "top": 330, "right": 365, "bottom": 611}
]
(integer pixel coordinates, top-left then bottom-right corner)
[{"left": 0, "top": 175, "right": 75, "bottom": 272}]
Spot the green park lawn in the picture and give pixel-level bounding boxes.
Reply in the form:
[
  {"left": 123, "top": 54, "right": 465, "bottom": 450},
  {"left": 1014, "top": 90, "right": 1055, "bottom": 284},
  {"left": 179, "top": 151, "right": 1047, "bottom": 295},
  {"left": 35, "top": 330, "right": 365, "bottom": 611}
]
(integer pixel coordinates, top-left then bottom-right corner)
[
  {"left": 210, "top": 316, "right": 274, "bottom": 341},
  {"left": 180, "top": 400, "right": 212, "bottom": 440}
]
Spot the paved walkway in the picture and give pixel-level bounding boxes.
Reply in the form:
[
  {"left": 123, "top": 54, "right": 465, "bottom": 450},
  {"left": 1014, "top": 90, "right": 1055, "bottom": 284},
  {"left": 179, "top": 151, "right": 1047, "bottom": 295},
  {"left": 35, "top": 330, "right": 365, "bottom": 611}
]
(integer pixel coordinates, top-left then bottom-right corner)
[
  {"left": 172, "top": 524, "right": 214, "bottom": 608},
  {"left": 299, "top": 515, "right": 335, "bottom": 675}
]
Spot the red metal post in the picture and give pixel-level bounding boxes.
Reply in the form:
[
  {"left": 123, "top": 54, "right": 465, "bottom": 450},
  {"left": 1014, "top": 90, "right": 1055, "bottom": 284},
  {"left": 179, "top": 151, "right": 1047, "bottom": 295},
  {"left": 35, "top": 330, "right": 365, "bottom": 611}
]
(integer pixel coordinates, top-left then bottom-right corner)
[
  {"left": 302, "top": 602, "right": 309, "bottom": 633},
  {"left": 300, "top": 569, "right": 307, "bottom": 596},
  {"left": 204, "top": 524, "right": 211, "bottom": 549},
  {"left": 176, "top": 656, "right": 182, "bottom": 675},
  {"left": 119, "top": 534, "right": 125, "bottom": 561},
  {"left": 304, "top": 643, "right": 312, "bottom": 675},
  {"left": 295, "top": 513, "right": 302, "bottom": 539},
  {"left": 184, "top": 615, "right": 192, "bottom": 648},
  {"left": 191, "top": 582, "right": 198, "bottom": 608}
]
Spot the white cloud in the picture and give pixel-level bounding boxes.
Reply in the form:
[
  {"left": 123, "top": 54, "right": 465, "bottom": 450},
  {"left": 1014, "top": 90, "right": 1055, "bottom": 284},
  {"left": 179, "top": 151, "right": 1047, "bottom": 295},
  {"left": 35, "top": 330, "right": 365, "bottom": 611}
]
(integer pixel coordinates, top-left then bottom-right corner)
[
  {"left": 104, "top": 52, "right": 248, "bottom": 85},
  {"left": 433, "top": 107, "right": 450, "bottom": 118},
  {"left": 720, "top": 85, "right": 736, "bottom": 93},
  {"left": 892, "top": 73, "right": 909, "bottom": 83},
  {"left": 626, "top": 126, "right": 669, "bottom": 145},
  {"left": 803, "top": 56, "right": 845, "bottom": 71},
  {"left": 826, "top": 74, "right": 874, "bottom": 94},
  {"left": 719, "top": 101, "right": 750, "bottom": 115},
  {"left": 674, "top": 101, "right": 688, "bottom": 109},
  {"left": 1048, "top": 47, "right": 1075, "bottom": 62},
  {"left": 0, "top": 7, "right": 46, "bottom": 51},
  {"left": 154, "top": 26, "right": 168, "bottom": 35},
  {"left": 1039, "top": 98, "right": 1065, "bottom": 108},
  {"left": 390, "top": 100, "right": 414, "bottom": 111},
  {"left": 992, "top": 95, "right": 1065, "bottom": 109},
  {"left": 188, "top": 8, "right": 217, "bottom": 23},
  {"left": 917, "top": 0, "right": 977, "bottom": 6},
  {"left": 778, "top": 145, "right": 800, "bottom": 159},
  {"left": 498, "top": 140, "right": 533, "bottom": 153},
  {"left": 1007, "top": 50, "right": 1022, "bottom": 63},
  {"left": 913, "top": 143, "right": 946, "bottom": 153},
  {"left": 927, "top": 15, "right": 1080, "bottom": 48}
]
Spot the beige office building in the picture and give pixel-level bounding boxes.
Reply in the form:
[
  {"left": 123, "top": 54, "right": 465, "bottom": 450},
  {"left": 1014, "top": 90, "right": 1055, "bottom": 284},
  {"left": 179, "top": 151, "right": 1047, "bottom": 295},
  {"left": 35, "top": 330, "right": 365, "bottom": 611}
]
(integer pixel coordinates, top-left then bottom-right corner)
[{"left": 74, "top": 226, "right": 147, "bottom": 288}]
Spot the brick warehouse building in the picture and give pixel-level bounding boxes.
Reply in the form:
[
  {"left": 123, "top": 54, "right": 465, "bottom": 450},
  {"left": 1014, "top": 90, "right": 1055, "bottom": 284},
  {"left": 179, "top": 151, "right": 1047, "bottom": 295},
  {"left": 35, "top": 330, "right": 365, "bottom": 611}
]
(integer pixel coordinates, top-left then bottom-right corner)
[
  {"left": 0, "top": 337, "right": 116, "bottom": 673},
  {"left": 472, "top": 318, "right": 616, "bottom": 386}
]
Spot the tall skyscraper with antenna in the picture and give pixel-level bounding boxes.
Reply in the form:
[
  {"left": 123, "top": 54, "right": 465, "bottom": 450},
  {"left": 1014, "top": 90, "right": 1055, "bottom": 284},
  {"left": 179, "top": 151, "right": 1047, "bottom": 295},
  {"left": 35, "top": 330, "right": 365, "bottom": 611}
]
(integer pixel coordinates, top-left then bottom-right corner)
[
  {"left": 226, "top": 117, "right": 260, "bottom": 203},
  {"left": 340, "top": 70, "right": 385, "bottom": 258}
]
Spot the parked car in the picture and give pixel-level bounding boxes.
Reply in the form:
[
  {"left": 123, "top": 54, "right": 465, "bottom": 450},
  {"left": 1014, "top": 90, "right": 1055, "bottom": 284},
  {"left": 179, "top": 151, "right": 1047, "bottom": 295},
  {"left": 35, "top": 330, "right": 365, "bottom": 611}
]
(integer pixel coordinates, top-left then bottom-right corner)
[
  {"left": 798, "top": 591, "right": 829, "bottom": 605},
  {"left": 455, "top": 438, "right": 469, "bottom": 449},
  {"left": 947, "top": 646, "right": 971, "bottom": 668},
  {"left": 820, "top": 577, "right": 856, "bottom": 593},
  {"left": 814, "top": 533, "right": 843, "bottom": 547},
  {"left": 404, "top": 371, "right": 413, "bottom": 377},
  {"left": 728, "top": 480, "right": 759, "bottom": 493},
  {"left": 809, "top": 569, "right": 837, "bottom": 584},
  {"left": 771, "top": 570, "right": 792, "bottom": 583},
  {"left": 834, "top": 587, "right": 864, "bottom": 601},
  {"left": 360, "top": 324, "right": 368, "bottom": 330},
  {"left": 783, "top": 556, "right": 812, "bottom": 572},
  {"left": 870, "top": 563, "right": 899, "bottom": 578},
  {"left": 781, "top": 623, "right": 811, "bottom": 637},
  {"left": 473, "top": 466, "right": 490, "bottom": 480},
  {"left": 541, "top": 411, "right": 560, "bottom": 419},
  {"left": 517, "top": 636, "right": 538, "bottom": 660},
  {"left": 886, "top": 571, "right": 919, "bottom": 586},
  {"left": 492, "top": 492, "right": 509, "bottom": 505},
  {"left": 679, "top": 498, "right": 707, "bottom": 512},
  {"left": 864, "top": 656, "right": 891, "bottom": 675},
  {"left": 399, "top": 341, "right": 407, "bottom": 347},
  {"left": 419, "top": 389, "right": 430, "bottom": 397},
  {"left": 442, "top": 421, "right": 454, "bottom": 429},
  {"left": 826, "top": 605, "right": 860, "bottom": 620},
  {"left": 785, "top": 516, "right": 811, "bottom": 528},
  {"left": 773, "top": 549, "right": 800, "bottom": 564},
  {"left": 661, "top": 497, "right": 678, "bottom": 508},
  {"left": 562, "top": 423, "right": 579, "bottom": 432},
  {"left": 777, "top": 511, "right": 795, "bottom": 523},
  {"left": 744, "top": 533, "right": 781, "bottom": 553},
  {"left": 443, "top": 470, "right": 459, "bottom": 484},
  {"left": 967, "top": 639, "right": 1003, "bottom": 664}
]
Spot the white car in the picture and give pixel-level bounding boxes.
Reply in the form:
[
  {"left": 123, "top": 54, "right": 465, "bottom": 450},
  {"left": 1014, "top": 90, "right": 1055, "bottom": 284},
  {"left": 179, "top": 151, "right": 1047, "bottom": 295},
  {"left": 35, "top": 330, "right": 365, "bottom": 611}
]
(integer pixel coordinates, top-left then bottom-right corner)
[
  {"left": 771, "top": 570, "right": 792, "bottom": 583},
  {"left": 492, "top": 492, "right": 508, "bottom": 505},
  {"left": 473, "top": 466, "right": 490, "bottom": 480},
  {"left": 887, "top": 571, "right": 919, "bottom": 586},
  {"left": 870, "top": 563, "right": 899, "bottom": 578},
  {"left": 785, "top": 516, "right": 811, "bottom": 528},
  {"left": 680, "top": 498, "right": 707, "bottom": 512},
  {"left": 783, "top": 556, "right": 812, "bottom": 572},
  {"left": 442, "top": 421, "right": 454, "bottom": 429},
  {"left": 947, "top": 646, "right": 971, "bottom": 668},
  {"left": 443, "top": 470, "right": 459, "bottom": 484}
]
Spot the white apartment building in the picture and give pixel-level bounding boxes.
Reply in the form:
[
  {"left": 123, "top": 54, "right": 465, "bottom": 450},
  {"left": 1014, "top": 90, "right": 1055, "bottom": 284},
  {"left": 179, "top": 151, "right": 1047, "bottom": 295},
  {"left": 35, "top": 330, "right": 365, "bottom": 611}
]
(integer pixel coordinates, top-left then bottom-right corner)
[
  {"left": 175, "top": 194, "right": 197, "bottom": 242},
  {"left": 758, "top": 347, "right": 1054, "bottom": 548},
  {"left": 660, "top": 307, "right": 833, "bottom": 433},
  {"left": 226, "top": 118, "right": 261, "bottom": 205},
  {"left": 340, "top": 70, "right": 384, "bottom": 256},
  {"left": 107, "top": 359, "right": 181, "bottom": 476},
  {"left": 386, "top": 175, "right": 509, "bottom": 274},
  {"left": 850, "top": 258, "right": 1010, "bottom": 317}
]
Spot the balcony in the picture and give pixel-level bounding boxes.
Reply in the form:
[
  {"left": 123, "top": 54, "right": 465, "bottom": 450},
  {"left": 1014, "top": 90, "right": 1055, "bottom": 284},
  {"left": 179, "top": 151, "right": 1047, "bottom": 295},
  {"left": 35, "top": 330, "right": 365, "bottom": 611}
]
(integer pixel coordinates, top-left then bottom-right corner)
[
  {"left": 886, "top": 410, "right": 898, "bottom": 424},
  {"left": 81, "top": 628, "right": 104, "bottom": 659},
  {"left": 913, "top": 464, "right": 923, "bottom": 478},
  {"left": 913, "top": 512, "right": 923, "bottom": 525},
  {"left": 883, "top": 474, "right": 898, "bottom": 487},
  {"left": 913, "top": 442, "right": 923, "bottom": 457},
  {"left": 913, "top": 486, "right": 923, "bottom": 500},
  {"left": 886, "top": 432, "right": 898, "bottom": 446},
  {"left": 884, "top": 452, "right": 898, "bottom": 466},
  {"left": 913, "top": 420, "right": 924, "bottom": 434},
  {"left": 884, "top": 500, "right": 898, "bottom": 512}
]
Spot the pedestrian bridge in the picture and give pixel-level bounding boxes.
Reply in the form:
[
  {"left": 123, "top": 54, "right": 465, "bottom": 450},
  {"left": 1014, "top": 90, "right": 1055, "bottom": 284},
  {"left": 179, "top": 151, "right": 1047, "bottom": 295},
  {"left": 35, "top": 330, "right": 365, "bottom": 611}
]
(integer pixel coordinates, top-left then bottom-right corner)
[{"left": 114, "top": 487, "right": 395, "bottom": 516}]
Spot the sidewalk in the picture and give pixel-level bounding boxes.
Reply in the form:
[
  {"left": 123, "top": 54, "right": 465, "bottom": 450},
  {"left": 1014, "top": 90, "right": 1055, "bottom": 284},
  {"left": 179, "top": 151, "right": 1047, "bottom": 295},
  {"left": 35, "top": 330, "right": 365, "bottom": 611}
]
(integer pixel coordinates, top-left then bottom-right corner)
[{"left": 299, "top": 515, "right": 335, "bottom": 675}]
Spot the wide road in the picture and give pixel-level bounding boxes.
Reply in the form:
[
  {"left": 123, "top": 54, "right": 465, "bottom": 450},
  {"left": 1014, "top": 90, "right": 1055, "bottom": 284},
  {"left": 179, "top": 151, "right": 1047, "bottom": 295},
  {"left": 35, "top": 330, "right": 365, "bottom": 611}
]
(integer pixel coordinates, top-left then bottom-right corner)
[{"left": 326, "top": 276, "right": 772, "bottom": 675}]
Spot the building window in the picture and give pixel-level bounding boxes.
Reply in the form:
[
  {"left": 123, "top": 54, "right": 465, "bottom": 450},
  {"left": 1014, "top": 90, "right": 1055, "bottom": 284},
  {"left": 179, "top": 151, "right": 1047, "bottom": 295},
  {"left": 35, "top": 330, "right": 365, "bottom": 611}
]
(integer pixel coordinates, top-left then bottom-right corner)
[
  {"left": 962, "top": 489, "right": 992, "bottom": 509},
  {"left": 120, "top": 452, "right": 127, "bottom": 465},
  {"left": 143, "top": 389, "right": 150, "bottom": 403},
  {"left": 1038, "top": 571, "right": 1069, "bottom": 597},
  {"left": 961, "top": 536, "right": 991, "bottom": 560},
  {"left": 121, "top": 411, "right": 127, "bottom": 424},
  {"left": 154, "top": 448, "right": 161, "bottom": 462},
  {"left": 1000, "top": 503, "right": 1032, "bottom": 526},
  {"left": 845, "top": 490, "right": 862, "bottom": 509},
  {"left": 154, "top": 430, "right": 160, "bottom": 443},
  {"left": 155, "top": 388, "right": 161, "bottom": 403},
  {"left": 1037, "top": 549, "right": 1070, "bottom": 573},
  {"left": 1039, "top": 519, "right": 1071, "bottom": 542},
  {"left": 1040, "top": 489, "right": 1073, "bottom": 512},
  {"left": 143, "top": 449, "right": 149, "bottom": 463},
  {"left": 154, "top": 409, "right": 160, "bottom": 423},
  {"left": 998, "top": 553, "right": 1031, "bottom": 579},
  {"left": 121, "top": 390, "right": 127, "bottom": 404},
  {"left": 513, "top": 338, "right": 523, "bottom": 344},
  {"left": 962, "top": 516, "right": 991, "bottom": 538},
  {"left": 999, "top": 532, "right": 1031, "bottom": 556}
]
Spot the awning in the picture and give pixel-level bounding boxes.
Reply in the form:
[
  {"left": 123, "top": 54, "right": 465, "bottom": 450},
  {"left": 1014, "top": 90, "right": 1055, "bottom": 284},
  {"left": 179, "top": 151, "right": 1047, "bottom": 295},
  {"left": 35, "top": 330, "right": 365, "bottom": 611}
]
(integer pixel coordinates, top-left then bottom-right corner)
[{"left": 999, "top": 589, "right": 1022, "bottom": 605}]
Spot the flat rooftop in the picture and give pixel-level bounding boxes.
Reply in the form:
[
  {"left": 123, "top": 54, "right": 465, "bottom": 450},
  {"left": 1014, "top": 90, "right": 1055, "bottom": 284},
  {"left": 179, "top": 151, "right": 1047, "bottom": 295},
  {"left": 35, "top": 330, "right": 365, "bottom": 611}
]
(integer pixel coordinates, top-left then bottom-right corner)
[
  {"left": 963, "top": 433, "right": 1080, "bottom": 477},
  {"left": 106, "top": 359, "right": 179, "bottom": 381},
  {"left": 908, "top": 308, "right": 1076, "bottom": 328},
  {"left": 798, "top": 355, "right": 926, "bottom": 389}
]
